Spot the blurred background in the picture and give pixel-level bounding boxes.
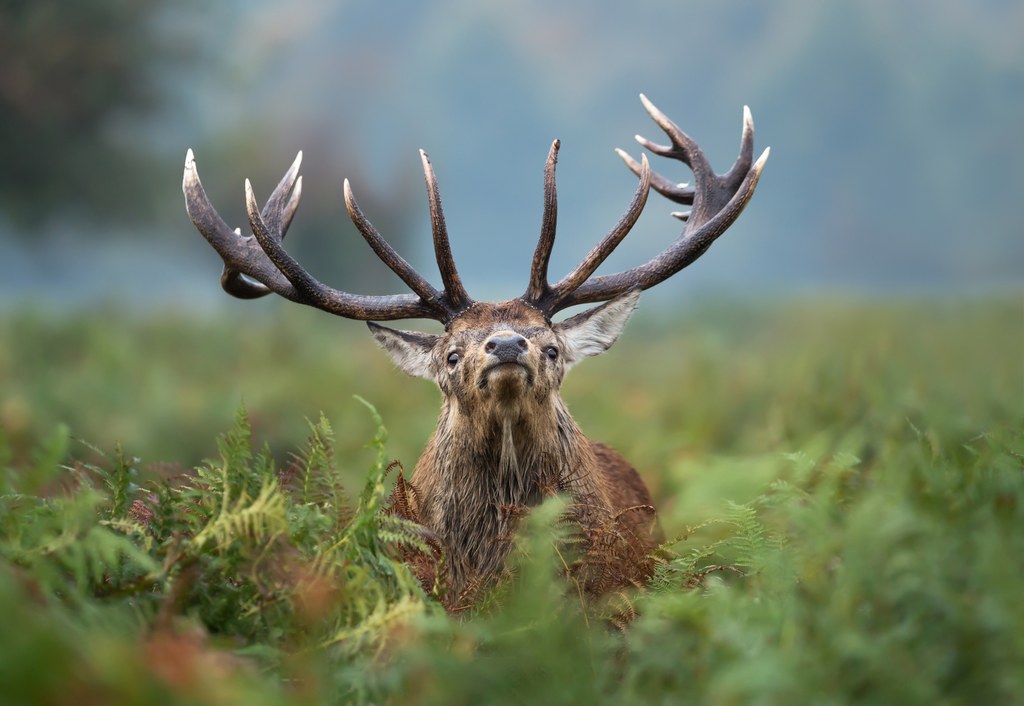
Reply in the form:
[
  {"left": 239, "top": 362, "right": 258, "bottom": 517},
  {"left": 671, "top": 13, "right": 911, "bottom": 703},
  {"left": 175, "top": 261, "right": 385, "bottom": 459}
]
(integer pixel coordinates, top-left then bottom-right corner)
[
  {"left": 2, "top": 0, "right": 1021, "bottom": 307},
  {"left": 1, "top": 0, "right": 1021, "bottom": 478},
  {"left": 1, "top": 7, "right": 1022, "bottom": 699}
]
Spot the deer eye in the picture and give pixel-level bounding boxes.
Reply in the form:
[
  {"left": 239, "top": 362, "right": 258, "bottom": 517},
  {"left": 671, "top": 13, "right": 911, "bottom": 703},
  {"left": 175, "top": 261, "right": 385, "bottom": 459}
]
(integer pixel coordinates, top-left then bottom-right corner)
[
  {"left": 447, "top": 351, "right": 461, "bottom": 366},
  {"left": 545, "top": 346, "right": 558, "bottom": 361}
]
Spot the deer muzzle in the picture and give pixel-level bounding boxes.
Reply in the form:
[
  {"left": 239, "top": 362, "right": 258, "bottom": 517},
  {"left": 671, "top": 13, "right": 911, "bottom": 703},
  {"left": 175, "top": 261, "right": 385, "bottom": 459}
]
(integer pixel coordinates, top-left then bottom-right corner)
[{"left": 479, "top": 333, "right": 533, "bottom": 391}]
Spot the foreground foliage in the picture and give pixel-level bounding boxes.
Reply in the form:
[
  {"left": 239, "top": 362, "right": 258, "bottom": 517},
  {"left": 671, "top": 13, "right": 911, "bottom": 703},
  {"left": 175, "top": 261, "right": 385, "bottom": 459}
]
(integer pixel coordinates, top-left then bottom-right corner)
[{"left": 0, "top": 297, "right": 1021, "bottom": 704}]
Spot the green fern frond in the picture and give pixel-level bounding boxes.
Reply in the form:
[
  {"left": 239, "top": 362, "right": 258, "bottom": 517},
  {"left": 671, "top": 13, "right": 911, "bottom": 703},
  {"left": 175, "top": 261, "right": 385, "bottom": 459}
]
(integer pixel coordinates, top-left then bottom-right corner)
[
  {"left": 297, "top": 414, "right": 345, "bottom": 511},
  {"left": 378, "top": 515, "right": 436, "bottom": 556},
  {"left": 98, "top": 517, "right": 153, "bottom": 551},
  {"left": 2, "top": 486, "right": 159, "bottom": 598},
  {"left": 321, "top": 594, "right": 423, "bottom": 655},
  {"left": 351, "top": 396, "right": 391, "bottom": 517},
  {"left": 723, "top": 500, "right": 764, "bottom": 569},
  {"left": 103, "top": 444, "right": 140, "bottom": 519},
  {"left": 193, "top": 477, "right": 289, "bottom": 552}
]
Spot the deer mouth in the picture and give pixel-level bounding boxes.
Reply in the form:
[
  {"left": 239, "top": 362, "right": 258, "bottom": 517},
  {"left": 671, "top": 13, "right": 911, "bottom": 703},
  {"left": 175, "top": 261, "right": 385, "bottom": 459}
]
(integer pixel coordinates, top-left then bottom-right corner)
[{"left": 478, "top": 361, "right": 534, "bottom": 391}]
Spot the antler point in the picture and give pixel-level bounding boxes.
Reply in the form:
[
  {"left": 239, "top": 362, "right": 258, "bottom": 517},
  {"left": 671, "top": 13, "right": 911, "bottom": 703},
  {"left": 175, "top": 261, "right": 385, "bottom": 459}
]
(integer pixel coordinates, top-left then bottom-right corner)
[
  {"left": 243, "top": 179, "right": 260, "bottom": 218},
  {"left": 182, "top": 149, "right": 199, "bottom": 192},
  {"left": 743, "top": 105, "right": 754, "bottom": 131},
  {"left": 639, "top": 93, "right": 659, "bottom": 116},
  {"left": 342, "top": 178, "right": 356, "bottom": 209}
]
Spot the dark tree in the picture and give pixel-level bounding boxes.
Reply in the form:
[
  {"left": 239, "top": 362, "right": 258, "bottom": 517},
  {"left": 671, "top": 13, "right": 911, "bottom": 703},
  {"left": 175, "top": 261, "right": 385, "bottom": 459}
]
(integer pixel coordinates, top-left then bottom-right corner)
[{"left": 0, "top": 0, "right": 192, "bottom": 228}]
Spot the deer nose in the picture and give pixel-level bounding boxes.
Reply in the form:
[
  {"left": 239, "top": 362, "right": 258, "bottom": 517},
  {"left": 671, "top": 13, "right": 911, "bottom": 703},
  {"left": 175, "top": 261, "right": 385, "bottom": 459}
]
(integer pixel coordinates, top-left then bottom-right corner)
[{"left": 484, "top": 334, "right": 529, "bottom": 363}]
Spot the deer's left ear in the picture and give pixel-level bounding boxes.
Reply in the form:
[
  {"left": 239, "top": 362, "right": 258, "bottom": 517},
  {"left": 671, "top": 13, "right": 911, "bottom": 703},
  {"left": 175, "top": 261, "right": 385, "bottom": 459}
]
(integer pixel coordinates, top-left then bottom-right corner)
[
  {"left": 554, "top": 288, "right": 641, "bottom": 371},
  {"left": 367, "top": 322, "right": 439, "bottom": 380}
]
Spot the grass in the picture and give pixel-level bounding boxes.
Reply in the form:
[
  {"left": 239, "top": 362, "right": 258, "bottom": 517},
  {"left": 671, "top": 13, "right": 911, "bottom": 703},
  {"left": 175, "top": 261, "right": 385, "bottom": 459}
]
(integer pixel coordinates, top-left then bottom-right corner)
[{"left": 0, "top": 294, "right": 1021, "bottom": 704}]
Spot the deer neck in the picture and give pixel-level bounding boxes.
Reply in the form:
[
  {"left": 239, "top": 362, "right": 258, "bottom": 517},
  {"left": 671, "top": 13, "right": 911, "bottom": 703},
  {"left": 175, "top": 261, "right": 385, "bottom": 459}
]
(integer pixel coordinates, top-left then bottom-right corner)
[
  {"left": 412, "top": 394, "right": 595, "bottom": 589},
  {"left": 439, "top": 394, "right": 584, "bottom": 494}
]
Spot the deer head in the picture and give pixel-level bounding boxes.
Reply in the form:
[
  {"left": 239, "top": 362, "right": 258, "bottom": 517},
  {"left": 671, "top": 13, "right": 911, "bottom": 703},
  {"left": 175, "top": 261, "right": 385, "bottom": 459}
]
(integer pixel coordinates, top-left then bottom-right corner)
[
  {"left": 367, "top": 293, "right": 640, "bottom": 425},
  {"left": 182, "top": 94, "right": 768, "bottom": 599}
]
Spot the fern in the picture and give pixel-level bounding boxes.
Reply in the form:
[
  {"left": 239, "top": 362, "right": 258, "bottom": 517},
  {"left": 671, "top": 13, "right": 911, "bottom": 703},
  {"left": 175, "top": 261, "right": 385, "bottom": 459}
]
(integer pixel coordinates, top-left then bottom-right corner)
[
  {"left": 321, "top": 593, "right": 424, "bottom": 655},
  {"left": 377, "top": 514, "right": 437, "bottom": 557},
  {"left": 351, "top": 395, "right": 391, "bottom": 520},
  {"left": 3, "top": 393, "right": 1020, "bottom": 705},
  {"left": 102, "top": 444, "right": 140, "bottom": 520},
  {"left": 294, "top": 414, "right": 346, "bottom": 515},
  {"left": 192, "top": 475, "right": 289, "bottom": 552},
  {"left": 2, "top": 485, "right": 159, "bottom": 600}
]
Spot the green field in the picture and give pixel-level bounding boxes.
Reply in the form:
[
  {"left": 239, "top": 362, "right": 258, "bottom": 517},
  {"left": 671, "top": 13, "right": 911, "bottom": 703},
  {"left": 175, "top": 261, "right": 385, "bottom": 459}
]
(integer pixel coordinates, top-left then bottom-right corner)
[{"left": 1, "top": 295, "right": 1021, "bottom": 705}]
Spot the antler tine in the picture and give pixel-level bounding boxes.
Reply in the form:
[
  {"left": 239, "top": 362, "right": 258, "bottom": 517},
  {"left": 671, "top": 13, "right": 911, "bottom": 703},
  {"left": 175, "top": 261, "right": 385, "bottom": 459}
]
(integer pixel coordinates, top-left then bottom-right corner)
[
  {"left": 420, "top": 150, "right": 473, "bottom": 313},
  {"left": 542, "top": 154, "right": 651, "bottom": 312},
  {"left": 722, "top": 105, "right": 756, "bottom": 191},
  {"left": 243, "top": 179, "right": 434, "bottom": 320},
  {"left": 547, "top": 97, "right": 769, "bottom": 312},
  {"left": 261, "top": 150, "right": 303, "bottom": 236},
  {"left": 525, "top": 139, "right": 561, "bottom": 303},
  {"left": 184, "top": 149, "right": 441, "bottom": 321},
  {"left": 617, "top": 148, "right": 693, "bottom": 205},
  {"left": 220, "top": 151, "right": 305, "bottom": 299},
  {"left": 343, "top": 178, "right": 443, "bottom": 308},
  {"left": 183, "top": 149, "right": 297, "bottom": 301},
  {"left": 636, "top": 93, "right": 712, "bottom": 180}
]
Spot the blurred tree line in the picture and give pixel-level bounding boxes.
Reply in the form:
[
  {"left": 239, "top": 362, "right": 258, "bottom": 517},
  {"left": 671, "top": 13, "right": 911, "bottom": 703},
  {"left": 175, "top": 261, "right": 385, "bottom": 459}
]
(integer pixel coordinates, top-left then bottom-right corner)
[
  {"left": 0, "top": 1, "right": 1019, "bottom": 293},
  {"left": 0, "top": 0, "right": 191, "bottom": 227},
  {"left": 0, "top": 0, "right": 418, "bottom": 294}
]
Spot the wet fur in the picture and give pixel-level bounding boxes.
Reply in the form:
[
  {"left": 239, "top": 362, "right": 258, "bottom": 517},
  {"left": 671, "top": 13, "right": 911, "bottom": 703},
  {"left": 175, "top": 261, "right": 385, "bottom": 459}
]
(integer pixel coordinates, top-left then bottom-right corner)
[{"left": 373, "top": 294, "right": 660, "bottom": 601}]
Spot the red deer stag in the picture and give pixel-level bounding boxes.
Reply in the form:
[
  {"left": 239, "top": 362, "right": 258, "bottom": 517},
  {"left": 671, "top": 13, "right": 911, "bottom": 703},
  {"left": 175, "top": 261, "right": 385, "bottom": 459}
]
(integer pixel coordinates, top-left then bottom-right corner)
[{"left": 182, "top": 95, "right": 768, "bottom": 603}]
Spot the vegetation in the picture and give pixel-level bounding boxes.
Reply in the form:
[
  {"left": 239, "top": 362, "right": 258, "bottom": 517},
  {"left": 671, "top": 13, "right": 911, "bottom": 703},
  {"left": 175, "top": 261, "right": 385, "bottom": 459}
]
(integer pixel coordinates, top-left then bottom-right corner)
[{"left": 0, "top": 296, "right": 1021, "bottom": 704}]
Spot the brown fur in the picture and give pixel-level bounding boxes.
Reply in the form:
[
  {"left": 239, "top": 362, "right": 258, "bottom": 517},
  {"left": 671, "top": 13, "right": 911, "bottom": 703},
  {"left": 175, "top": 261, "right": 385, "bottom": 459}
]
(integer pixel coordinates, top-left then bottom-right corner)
[{"left": 375, "top": 294, "right": 661, "bottom": 604}]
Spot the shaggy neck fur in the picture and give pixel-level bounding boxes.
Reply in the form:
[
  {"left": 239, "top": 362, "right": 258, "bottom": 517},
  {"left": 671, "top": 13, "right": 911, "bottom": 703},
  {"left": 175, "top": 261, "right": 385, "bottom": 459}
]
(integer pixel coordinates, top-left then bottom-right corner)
[{"left": 414, "top": 393, "right": 600, "bottom": 595}]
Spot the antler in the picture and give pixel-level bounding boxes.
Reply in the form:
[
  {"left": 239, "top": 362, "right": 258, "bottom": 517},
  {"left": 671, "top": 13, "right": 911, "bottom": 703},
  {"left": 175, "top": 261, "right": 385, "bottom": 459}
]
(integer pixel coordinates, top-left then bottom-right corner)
[
  {"left": 182, "top": 149, "right": 472, "bottom": 323},
  {"left": 523, "top": 140, "right": 652, "bottom": 313},
  {"left": 184, "top": 95, "right": 766, "bottom": 325},
  {"left": 523, "top": 94, "right": 769, "bottom": 316}
]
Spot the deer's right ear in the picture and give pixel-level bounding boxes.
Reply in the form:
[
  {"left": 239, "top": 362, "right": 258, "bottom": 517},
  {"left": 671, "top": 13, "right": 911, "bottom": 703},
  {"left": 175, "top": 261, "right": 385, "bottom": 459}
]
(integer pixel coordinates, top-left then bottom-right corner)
[{"left": 367, "top": 322, "right": 439, "bottom": 380}]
